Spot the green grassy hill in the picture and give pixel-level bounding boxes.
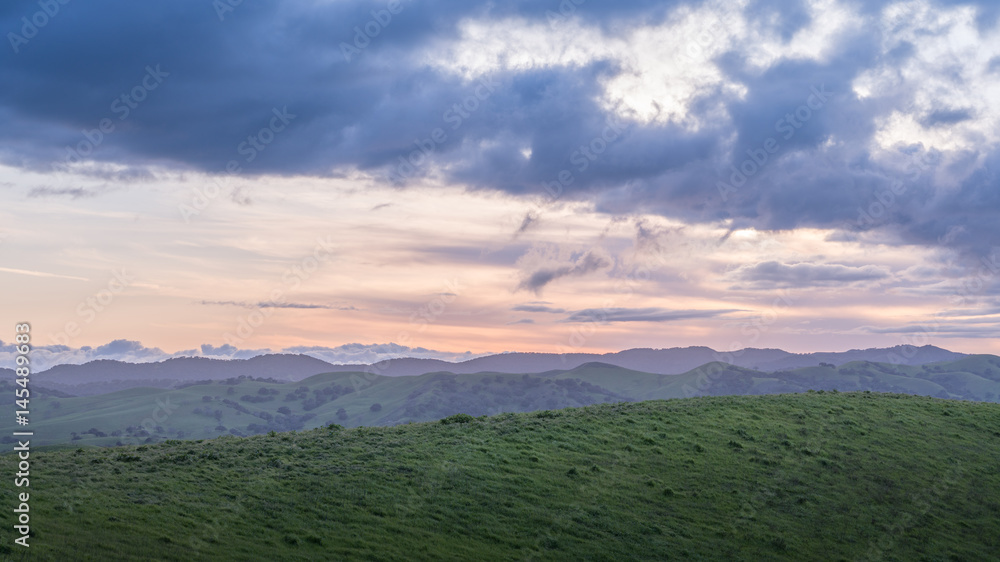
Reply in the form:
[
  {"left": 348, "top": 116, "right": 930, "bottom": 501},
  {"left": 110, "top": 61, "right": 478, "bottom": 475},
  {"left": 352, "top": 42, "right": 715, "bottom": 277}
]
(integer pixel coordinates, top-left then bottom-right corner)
[
  {"left": 1, "top": 392, "right": 998, "bottom": 560},
  {"left": 5, "top": 356, "right": 1000, "bottom": 449}
]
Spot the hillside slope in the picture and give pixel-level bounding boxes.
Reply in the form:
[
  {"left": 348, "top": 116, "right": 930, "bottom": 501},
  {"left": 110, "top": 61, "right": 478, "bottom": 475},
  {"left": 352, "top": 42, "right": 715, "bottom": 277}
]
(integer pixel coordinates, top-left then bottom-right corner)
[
  {"left": 1, "top": 393, "right": 997, "bottom": 560},
  {"left": 28, "top": 354, "right": 337, "bottom": 395},
  {"left": 6, "top": 356, "right": 1000, "bottom": 448},
  {"left": 18, "top": 345, "right": 965, "bottom": 396}
]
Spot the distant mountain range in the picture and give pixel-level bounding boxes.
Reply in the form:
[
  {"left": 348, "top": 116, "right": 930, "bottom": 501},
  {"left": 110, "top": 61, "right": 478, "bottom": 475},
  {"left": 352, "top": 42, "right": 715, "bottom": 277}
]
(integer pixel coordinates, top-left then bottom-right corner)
[
  {"left": 338, "top": 344, "right": 963, "bottom": 377},
  {"left": 5, "top": 353, "right": 999, "bottom": 448},
  {"left": 10, "top": 344, "right": 967, "bottom": 396}
]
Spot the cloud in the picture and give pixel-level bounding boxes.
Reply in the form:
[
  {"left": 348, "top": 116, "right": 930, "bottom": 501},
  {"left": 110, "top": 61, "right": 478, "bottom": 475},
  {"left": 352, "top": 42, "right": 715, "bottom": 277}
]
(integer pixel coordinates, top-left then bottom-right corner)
[
  {"left": 200, "top": 300, "right": 357, "bottom": 310},
  {"left": 513, "top": 211, "right": 538, "bottom": 238},
  {"left": 938, "top": 306, "right": 1000, "bottom": 318},
  {"left": 0, "top": 339, "right": 490, "bottom": 372},
  {"left": 201, "top": 343, "right": 240, "bottom": 356},
  {"left": 919, "top": 107, "right": 974, "bottom": 128},
  {"left": 199, "top": 343, "right": 273, "bottom": 359},
  {"left": 279, "top": 342, "right": 490, "bottom": 364},
  {"left": 732, "top": 261, "right": 890, "bottom": 288},
  {"left": 0, "top": 339, "right": 171, "bottom": 371},
  {"left": 634, "top": 218, "right": 682, "bottom": 254},
  {"left": 2, "top": 0, "right": 1000, "bottom": 273},
  {"left": 26, "top": 186, "right": 104, "bottom": 199},
  {"left": 561, "top": 307, "right": 741, "bottom": 323},
  {"left": 517, "top": 249, "right": 612, "bottom": 293},
  {"left": 511, "top": 304, "right": 566, "bottom": 313},
  {"left": 860, "top": 324, "right": 1000, "bottom": 338},
  {"left": 230, "top": 186, "right": 252, "bottom": 206},
  {"left": 507, "top": 318, "right": 535, "bottom": 325},
  {"left": 0, "top": 266, "right": 89, "bottom": 281}
]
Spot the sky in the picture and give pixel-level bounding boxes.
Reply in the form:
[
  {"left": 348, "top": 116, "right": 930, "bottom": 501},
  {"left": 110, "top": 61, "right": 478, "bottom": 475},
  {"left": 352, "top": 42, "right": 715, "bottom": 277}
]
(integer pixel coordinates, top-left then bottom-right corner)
[{"left": 2, "top": 0, "right": 999, "bottom": 367}]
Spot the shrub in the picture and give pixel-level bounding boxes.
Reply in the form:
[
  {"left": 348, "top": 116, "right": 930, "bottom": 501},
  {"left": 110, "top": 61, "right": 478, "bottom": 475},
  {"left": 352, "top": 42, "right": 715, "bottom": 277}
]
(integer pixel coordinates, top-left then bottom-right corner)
[{"left": 440, "top": 413, "right": 474, "bottom": 425}]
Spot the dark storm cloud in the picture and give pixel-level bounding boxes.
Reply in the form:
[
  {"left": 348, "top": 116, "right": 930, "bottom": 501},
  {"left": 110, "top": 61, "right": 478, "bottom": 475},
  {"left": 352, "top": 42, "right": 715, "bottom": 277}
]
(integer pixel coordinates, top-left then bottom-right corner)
[
  {"left": 734, "top": 261, "right": 889, "bottom": 288},
  {"left": 920, "top": 108, "right": 974, "bottom": 128},
  {"left": 0, "top": 0, "right": 693, "bottom": 179},
  {"left": 3, "top": 0, "right": 1000, "bottom": 273}
]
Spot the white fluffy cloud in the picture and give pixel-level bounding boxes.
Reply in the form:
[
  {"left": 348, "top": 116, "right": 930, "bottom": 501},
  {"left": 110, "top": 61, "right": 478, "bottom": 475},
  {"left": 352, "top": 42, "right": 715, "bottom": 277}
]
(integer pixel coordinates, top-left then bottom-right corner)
[{"left": 0, "top": 339, "right": 489, "bottom": 372}]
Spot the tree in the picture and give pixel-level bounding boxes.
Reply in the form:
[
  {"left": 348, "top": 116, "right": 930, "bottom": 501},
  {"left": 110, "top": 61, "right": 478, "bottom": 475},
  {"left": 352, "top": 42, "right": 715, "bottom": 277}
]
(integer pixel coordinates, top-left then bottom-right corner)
[
  {"left": 337, "top": 408, "right": 348, "bottom": 421},
  {"left": 278, "top": 406, "right": 291, "bottom": 415},
  {"left": 370, "top": 403, "right": 382, "bottom": 412}
]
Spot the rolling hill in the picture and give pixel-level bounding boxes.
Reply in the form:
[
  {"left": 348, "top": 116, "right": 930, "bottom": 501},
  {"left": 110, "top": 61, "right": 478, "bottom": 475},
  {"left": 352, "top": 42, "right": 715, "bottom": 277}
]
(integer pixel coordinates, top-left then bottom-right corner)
[
  {"left": 1, "top": 393, "right": 997, "bottom": 560},
  {"left": 21, "top": 354, "right": 338, "bottom": 395},
  {"left": 6, "top": 355, "right": 1000, "bottom": 449},
  {"left": 14, "top": 344, "right": 966, "bottom": 397}
]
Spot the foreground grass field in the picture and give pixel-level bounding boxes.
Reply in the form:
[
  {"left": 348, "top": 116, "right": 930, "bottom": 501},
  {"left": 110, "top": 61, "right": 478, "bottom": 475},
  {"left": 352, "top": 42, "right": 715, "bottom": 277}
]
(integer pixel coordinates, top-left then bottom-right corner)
[{"left": 2, "top": 392, "right": 999, "bottom": 560}]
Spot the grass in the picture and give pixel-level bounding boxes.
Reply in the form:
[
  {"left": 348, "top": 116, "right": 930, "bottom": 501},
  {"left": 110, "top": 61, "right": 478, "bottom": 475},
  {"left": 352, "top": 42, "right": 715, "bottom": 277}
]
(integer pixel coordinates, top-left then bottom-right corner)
[{"left": 1, "top": 391, "right": 998, "bottom": 560}]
